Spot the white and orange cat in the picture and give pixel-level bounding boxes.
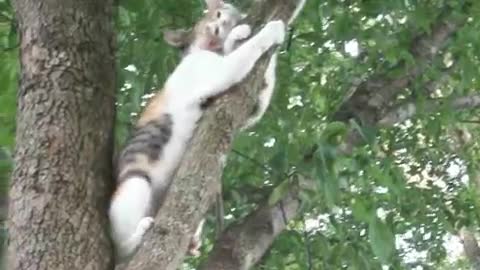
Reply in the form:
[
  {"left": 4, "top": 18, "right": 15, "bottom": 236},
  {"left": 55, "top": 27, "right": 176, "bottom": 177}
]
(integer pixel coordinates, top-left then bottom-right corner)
[
  {"left": 108, "top": 0, "right": 286, "bottom": 259},
  {"left": 164, "top": 2, "right": 279, "bottom": 132}
]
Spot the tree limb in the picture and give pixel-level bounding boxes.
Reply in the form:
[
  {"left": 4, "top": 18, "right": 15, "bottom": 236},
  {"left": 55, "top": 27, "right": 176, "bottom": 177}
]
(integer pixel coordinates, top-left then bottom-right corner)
[
  {"left": 334, "top": 8, "right": 466, "bottom": 124},
  {"left": 378, "top": 94, "right": 480, "bottom": 127},
  {"left": 196, "top": 7, "right": 472, "bottom": 270},
  {"left": 332, "top": 6, "right": 469, "bottom": 153},
  {"left": 461, "top": 228, "right": 480, "bottom": 270},
  {"left": 119, "top": 0, "right": 306, "bottom": 269},
  {"left": 200, "top": 189, "right": 301, "bottom": 270}
]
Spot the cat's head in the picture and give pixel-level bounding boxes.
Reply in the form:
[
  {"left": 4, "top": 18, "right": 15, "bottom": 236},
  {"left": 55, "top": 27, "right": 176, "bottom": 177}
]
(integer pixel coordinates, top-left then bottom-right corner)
[{"left": 164, "top": 0, "right": 245, "bottom": 54}]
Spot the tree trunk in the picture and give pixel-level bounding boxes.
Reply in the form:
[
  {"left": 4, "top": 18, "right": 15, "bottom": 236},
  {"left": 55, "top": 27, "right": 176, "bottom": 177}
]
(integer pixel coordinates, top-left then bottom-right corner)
[{"left": 8, "top": 1, "right": 116, "bottom": 269}]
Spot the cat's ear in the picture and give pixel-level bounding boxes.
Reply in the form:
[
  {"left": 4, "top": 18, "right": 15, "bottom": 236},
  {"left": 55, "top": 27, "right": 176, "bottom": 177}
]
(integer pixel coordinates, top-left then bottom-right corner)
[
  {"left": 205, "top": 0, "right": 224, "bottom": 12},
  {"left": 164, "top": 29, "right": 191, "bottom": 48}
]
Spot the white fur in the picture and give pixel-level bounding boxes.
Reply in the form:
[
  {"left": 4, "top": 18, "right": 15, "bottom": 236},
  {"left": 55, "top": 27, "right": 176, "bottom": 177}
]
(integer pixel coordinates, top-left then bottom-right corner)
[
  {"left": 109, "top": 177, "right": 153, "bottom": 257},
  {"left": 239, "top": 0, "right": 307, "bottom": 131},
  {"left": 242, "top": 52, "right": 278, "bottom": 130},
  {"left": 110, "top": 20, "right": 286, "bottom": 259},
  {"left": 222, "top": 24, "right": 279, "bottom": 130},
  {"left": 187, "top": 218, "right": 206, "bottom": 256},
  {"left": 223, "top": 24, "right": 252, "bottom": 54},
  {"left": 166, "top": 21, "right": 285, "bottom": 104}
]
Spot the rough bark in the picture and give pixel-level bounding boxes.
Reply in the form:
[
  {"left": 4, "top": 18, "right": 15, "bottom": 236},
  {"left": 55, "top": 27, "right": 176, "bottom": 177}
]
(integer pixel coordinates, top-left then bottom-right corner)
[
  {"left": 378, "top": 94, "right": 480, "bottom": 127},
  {"left": 120, "top": 0, "right": 305, "bottom": 269},
  {"left": 8, "top": 0, "right": 116, "bottom": 269},
  {"left": 200, "top": 191, "right": 300, "bottom": 270},
  {"left": 461, "top": 228, "right": 480, "bottom": 269}
]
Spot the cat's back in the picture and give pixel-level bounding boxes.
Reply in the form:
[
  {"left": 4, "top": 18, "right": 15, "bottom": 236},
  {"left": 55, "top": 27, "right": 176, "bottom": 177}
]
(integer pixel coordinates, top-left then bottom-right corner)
[{"left": 166, "top": 49, "right": 223, "bottom": 90}]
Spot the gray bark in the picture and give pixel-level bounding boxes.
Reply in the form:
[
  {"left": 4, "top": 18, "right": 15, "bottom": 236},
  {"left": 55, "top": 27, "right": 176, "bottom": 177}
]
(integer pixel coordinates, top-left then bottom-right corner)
[
  {"left": 200, "top": 191, "right": 300, "bottom": 270},
  {"left": 461, "top": 228, "right": 480, "bottom": 270},
  {"left": 8, "top": 0, "right": 116, "bottom": 269}
]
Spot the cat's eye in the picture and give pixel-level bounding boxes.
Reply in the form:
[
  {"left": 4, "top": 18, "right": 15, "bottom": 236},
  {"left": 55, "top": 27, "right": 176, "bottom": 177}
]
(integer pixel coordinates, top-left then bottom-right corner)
[
  {"left": 214, "top": 27, "right": 219, "bottom": 36},
  {"left": 216, "top": 11, "right": 221, "bottom": 18}
]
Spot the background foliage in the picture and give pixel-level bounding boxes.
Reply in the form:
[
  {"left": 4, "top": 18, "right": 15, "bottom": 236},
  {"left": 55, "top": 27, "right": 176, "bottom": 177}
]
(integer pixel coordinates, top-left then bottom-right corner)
[{"left": 1, "top": 0, "right": 480, "bottom": 269}]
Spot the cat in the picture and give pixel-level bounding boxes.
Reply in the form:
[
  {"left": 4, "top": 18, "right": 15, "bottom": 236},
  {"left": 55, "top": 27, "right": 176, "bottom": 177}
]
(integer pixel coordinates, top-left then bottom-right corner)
[
  {"left": 108, "top": 0, "right": 286, "bottom": 260},
  {"left": 164, "top": 2, "right": 253, "bottom": 257},
  {"left": 166, "top": 3, "right": 278, "bottom": 132},
  {"left": 163, "top": 0, "right": 246, "bottom": 55},
  {"left": 163, "top": 4, "right": 280, "bottom": 255}
]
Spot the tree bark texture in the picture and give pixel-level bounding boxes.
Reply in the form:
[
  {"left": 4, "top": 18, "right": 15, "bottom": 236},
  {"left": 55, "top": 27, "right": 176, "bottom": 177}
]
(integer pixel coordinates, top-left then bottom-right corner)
[
  {"left": 200, "top": 191, "right": 300, "bottom": 270},
  {"left": 461, "top": 228, "right": 480, "bottom": 270},
  {"left": 120, "top": 0, "right": 305, "bottom": 269},
  {"left": 8, "top": 1, "right": 116, "bottom": 269}
]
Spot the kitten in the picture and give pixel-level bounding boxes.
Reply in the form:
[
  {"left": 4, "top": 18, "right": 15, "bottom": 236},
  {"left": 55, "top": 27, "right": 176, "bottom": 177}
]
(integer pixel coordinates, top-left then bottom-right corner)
[
  {"left": 167, "top": 5, "right": 277, "bottom": 131},
  {"left": 163, "top": 0, "right": 246, "bottom": 55},
  {"left": 168, "top": 7, "right": 278, "bottom": 130},
  {"left": 166, "top": 13, "right": 276, "bottom": 255},
  {"left": 166, "top": 19, "right": 253, "bottom": 257},
  {"left": 108, "top": 0, "right": 286, "bottom": 260}
]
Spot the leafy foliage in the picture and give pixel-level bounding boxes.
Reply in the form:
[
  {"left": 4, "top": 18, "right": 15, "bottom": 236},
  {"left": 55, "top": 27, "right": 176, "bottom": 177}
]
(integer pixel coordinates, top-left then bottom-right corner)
[
  {"left": 0, "top": 0, "right": 15, "bottom": 267},
  {"left": 1, "top": 0, "right": 480, "bottom": 269}
]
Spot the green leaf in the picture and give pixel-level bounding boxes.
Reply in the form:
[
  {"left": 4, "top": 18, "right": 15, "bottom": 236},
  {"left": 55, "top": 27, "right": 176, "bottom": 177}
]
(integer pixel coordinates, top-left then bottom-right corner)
[
  {"left": 268, "top": 180, "right": 290, "bottom": 206},
  {"left": 368, "top": 217, "right": 395, "bottom": 264},
  {"left": 351, "top": 198, "right": 372, "bottom": 222},
  {"left": 269, "top": 148, "right": 289, "bottom": 177},
  {"left": 321, "top": 121, "right": 347, "bottom": 144}
]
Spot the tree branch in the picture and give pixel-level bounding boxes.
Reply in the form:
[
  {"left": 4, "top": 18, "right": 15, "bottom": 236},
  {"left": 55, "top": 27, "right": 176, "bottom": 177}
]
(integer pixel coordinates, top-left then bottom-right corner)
[
  {"left": 200, "top": 189, "right": 301, "bottom": 270},
  {"left": 461, "top": 228, "right": 480, "bottom": 270},
  {"left": 378, "top": 94, "right": 480, "bottom": 126},
  {"left": 196, "top": 7, "right": 473, "bottom": 270},
  {"left": 119, "top": 0, "right": 306, "bottom": 269},
  {"left": 334, "top": 8, "right": 466, "bottom": 124},
  {"left": 331, "top": 6, "right": 469, "bottom": 153}
]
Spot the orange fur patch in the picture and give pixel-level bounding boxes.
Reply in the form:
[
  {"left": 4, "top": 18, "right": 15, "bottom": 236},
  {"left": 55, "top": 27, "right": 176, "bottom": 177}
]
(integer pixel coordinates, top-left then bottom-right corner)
[
  {"left": 111, "top": 181, "right": 126, "bottom": 199},
  {"left": 137, "top": 90, "right": 167, "bottom": 127}
]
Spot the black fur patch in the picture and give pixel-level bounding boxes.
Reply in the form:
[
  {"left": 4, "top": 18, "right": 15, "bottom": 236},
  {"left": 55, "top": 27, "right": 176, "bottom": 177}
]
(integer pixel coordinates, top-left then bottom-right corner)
[
  {"left": 200, "top": 97, "right": 215, "bottom": 110},
  {"left": 117, "top": 113, "right": 173, "bottom": 177},
  {"left": 118, "top": 169, "right": 152, "bottom": 184}
]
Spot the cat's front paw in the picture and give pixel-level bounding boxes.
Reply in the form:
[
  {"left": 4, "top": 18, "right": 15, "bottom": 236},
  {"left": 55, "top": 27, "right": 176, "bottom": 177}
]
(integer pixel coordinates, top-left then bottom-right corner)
[
  {"left": 230, "top": 24, "right": 251, "bottom": 41},
  {"left": 264, "top": 20, "right": 286, "bottom": 44}
]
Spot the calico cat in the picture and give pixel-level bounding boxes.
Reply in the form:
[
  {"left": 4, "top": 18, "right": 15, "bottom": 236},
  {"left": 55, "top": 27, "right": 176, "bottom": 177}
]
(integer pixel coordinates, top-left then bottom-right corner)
[
  {"left": 108, "top": 0, "right": 286, "bottom": 259},
  {"left": 167, "top": 6, "right": 278, "bottom": 132}
]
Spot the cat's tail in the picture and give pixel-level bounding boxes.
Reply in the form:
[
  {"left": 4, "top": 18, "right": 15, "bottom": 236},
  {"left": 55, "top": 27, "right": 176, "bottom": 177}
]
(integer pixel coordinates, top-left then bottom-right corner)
[{"left": 109, "top": 176, "right": 154, "bottom": 259}]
